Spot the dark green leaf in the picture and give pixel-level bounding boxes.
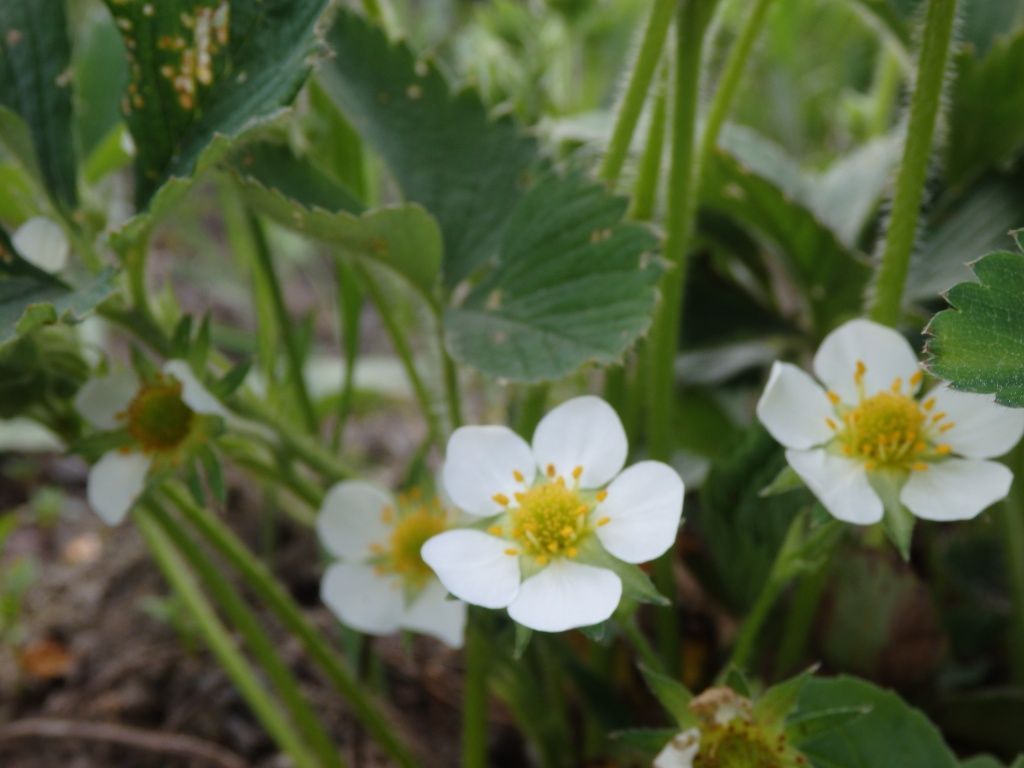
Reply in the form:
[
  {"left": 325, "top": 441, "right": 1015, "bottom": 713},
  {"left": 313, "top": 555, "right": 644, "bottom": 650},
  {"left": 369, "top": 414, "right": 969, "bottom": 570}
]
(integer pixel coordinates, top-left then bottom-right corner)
[
  {"left": 948, "top": 33, "right": 1024, "bottom": 187},
  {"left": 926, "top": 250, "right": 1024, "bottom": 407},
  {"left": 785, "top": 705, "right": 871, "bottom": 744},
  {"left": 702, "top": 127, "right": 870, "bottom": 329},
  {"left": 0, "top": 0, "right": 77, "bottom": 207},
  {"left": 320, "top": 9, "right": 539, "bottom": 286},
  {"left": 105, "top": 0, "right": 329, "bottom": 207},
  {"left": 793, "top": 676, "right": 958, "bottom": 768},
  {"left": 444, "top": 172, "right": 660, "bottom": 382},
  {"left": 226, "top": 140, "right": 362, "bottom": 214}
]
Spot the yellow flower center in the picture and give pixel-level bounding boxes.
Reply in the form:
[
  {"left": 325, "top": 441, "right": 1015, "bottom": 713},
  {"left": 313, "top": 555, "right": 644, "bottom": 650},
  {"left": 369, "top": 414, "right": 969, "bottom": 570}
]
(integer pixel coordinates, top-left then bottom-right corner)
[
  {"left": 125, "top": 376, "right": 194, "bottom": 453},
  {"left": 688, "top": 688, "right": 805, "bottom": 768},
  {"left": 380, "top": 501, "right": 448, "bottom": 588},
  {"left": 826, "top": 363, "right": 954, "bottom": 473},
  {"left": 510, "top": 480, "right": 589, "bottom": 562}
]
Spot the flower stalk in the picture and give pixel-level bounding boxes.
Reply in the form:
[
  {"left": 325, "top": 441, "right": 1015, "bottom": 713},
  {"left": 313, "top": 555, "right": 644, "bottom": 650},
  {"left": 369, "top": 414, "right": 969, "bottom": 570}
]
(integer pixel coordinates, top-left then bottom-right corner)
[
  {"left": 868, "top": 0, "right": 958, "bottom": 327},
  {"left": 162, "top": 482, "right": 420, "bottom": 768},
  {"left": 135, "top": 508, "right": 322, "bottom": 768},
  {"left": 599, "top": 0, "right": 677, "bottom": 186},
  {"left": 461, "top": 614, "right": 490, "bottom": 768}
]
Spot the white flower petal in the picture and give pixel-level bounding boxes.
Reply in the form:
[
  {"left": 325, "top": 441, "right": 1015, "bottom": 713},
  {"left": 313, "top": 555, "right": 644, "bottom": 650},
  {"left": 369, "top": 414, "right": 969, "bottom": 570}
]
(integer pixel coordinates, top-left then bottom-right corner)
[
  {"left": 654, "top": 729, "right": 701, "bottom": 768},
  {"left": 12, "top": 217, "right": 69, "bottom": 273},
  {"left": 785, "top": 448, "right": 883, "bottom": 524},
  {"left": 87, "top": 450, "right": 152, "bottom": 525},
  {"left": 531, "top": 396, "right": 627, "bottom": 488},
  {"left": 756, "top": 362, "right": 835, "bottom": 449},
  {"left": 443, "top": 426, "right": 536, "bottom": 516},
  {"left": 74, "top": 371, "right": 138, "bottom": 429},
  {"left": 595, "top": 461, "right": 684, "bottom": 564},
  {"left": 163, "top": 360, "right": 227, "bottom": 417},
  {"left": 926, "top": 386, "right": 1024, "bottom": 459},
  {"left": 506, "top": 560, "right": 622, "bottom": 632},
  {"left": 321, "top": 562, "right": 404, "bottom": 635},
  {"left": 400, "top": 578, "right": 467, "bottom": 649},
  {"left": 901, "top": 459, "right": 1013, "bottom": 521},
  {"left": 317, "top": 481, "right": 394, "bottom": 560},
  {"left": 420, "top": 530, "right": 521, "bottom": 609},
  {"left": 813, "top": 319, "right": 920, "bottom": 401}
]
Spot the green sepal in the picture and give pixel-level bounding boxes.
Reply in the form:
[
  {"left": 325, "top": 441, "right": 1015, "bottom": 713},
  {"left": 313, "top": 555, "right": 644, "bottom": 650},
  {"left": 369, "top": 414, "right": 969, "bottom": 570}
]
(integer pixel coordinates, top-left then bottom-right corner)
[
  {"left": 184, "top": 458, "right": 206, "bottom": 507},
  {"left": 197, "top": 444, "right": 225, "bottom": 505},
  {"left": 578, "top": 621, "right": 611, "bottom": 645},
  {"left": 753, "top": 665, "right": 818, "bottom": 728},
  {"left": 213, "top": 359, "right": 252, "bottom": 399},
  {"left": 192, "top": 314, "right": 212, "bottom": 371},
  {"left": 638, "top": 664, "right": 697, "bottom": 729},
  {"left": 513, "top": 623, "right": 532, "bottom": 660},
  {"left": 576, "top": 537, "right": 668, "bottom": 606},
  {"left": 868, "top": 468, "right": 915, "bottom": 561},
  {"left": 759, "top": 465, "right": 805, "bottom": 498},
  {"left": 170, "top": 316, "right": 193, "bottom": 359},
  {"left": 724, "top": 666, "right": 752, "bottom": 698},
  {"left": 67, "top": 429, "right": 134, "bottom": 461},
  {"left": 129, "top": 345, "right": 159, "bottom": 381}
]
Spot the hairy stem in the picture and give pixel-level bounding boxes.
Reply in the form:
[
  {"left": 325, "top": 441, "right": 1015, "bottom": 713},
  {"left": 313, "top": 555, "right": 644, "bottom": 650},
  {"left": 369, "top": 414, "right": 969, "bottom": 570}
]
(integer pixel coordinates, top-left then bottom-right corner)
[{"left": 868, "top": 0, "right": 958, "bottom": 326}]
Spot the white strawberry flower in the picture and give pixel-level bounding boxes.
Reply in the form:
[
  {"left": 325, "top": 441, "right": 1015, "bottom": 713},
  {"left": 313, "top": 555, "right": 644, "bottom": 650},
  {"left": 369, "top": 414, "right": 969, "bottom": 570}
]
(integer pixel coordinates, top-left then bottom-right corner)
[
  {"left": 757, "top": 319, "right": 1024, "bottom": 524},
  {"left": 316, "top": 481, "right": 466, "bottom": 648},
  {"left": 75, "top": 360, "right": 227, "bottom": 525},
  {"left": 422, "top": 396, "right": 684, "bottom": 633}
]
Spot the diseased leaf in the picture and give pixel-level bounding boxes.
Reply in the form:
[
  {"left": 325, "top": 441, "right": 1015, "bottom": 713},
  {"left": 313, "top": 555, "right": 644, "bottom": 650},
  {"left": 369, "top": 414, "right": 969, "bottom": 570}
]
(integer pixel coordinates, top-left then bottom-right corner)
[
  {"left": 926, "top": 250, "right": 1024, "bottom": 407},
  {"left": 320, "top": 9, "right": 540, "bottom": 286},
  {"left": 104, "top": 0, "right": 329, "bottom": 207},
  {"left": 444, "top": 172, "right": 660, "bottom": 382},
  {"left": 0, "top": 0, "right": 77, "bottom": 207}
]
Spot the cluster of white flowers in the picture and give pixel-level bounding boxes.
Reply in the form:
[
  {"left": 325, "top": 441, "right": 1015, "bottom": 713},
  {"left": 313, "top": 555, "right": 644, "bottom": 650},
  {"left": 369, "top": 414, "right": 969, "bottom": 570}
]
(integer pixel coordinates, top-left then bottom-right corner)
[{"left": 79, "top": 319, "right": 1024, "bottom": 648}]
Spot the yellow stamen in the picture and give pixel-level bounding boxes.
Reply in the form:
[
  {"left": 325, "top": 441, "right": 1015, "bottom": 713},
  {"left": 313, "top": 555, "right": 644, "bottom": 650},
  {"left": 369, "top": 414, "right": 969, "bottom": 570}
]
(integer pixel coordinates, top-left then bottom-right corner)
[
  {"left": 546, "top": 464, "right": 556, "bottom": 478},
  {"left": 492, "top": 493, "right": 510, "bottom": 506},
  {"left": 910, "top": 370, "right": 923, "bottom": 386},
  {"left": 572, "top": 465, "right": 583, "bottom": 480},
  {"left": 827, "top": 390, "right": 841, "bottom": 405},
  {"left": 567, "top": 547, "right": 578, "bottom": 558},
  {"left": 826, "top": 417, "right": 837, "bottom": 430},
  {"left": 923, "top": 397, "right": 936, "bottom": 411},
  {"left": 891, "top": 377, "right": 902, "bottom": 393},
  {"left": 596, "top": 516, "right": 610, "bottom": 527},
  {"left": 596, "top": 490, "right": 608, "bottom": 502},
  {"left": 488, "top": 525, "right": 504, "bottom": 536},
  {"left": 940, "top": 421, "right": 956, "bottom": 433},
  {"left": 931, "top": 412, "right": 947, "bottom": 423},
  {"left": 513, "top": 469, "right": 524, "bottom": 483},
  {"left": 504, "top": 548, "right": 519, "bottom": 556},
  {"left": 936, "top": 443, "right": 951, "bottom": 455},
  {"left": 913, "top": 462, "right": 929, "bottom": 472}
]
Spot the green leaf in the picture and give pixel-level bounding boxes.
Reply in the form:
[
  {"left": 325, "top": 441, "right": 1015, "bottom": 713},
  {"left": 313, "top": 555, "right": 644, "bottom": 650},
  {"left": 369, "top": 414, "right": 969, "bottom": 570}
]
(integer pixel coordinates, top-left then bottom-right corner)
[
  {"left": 638, "top": 665, "right": 695, "bottom": 729},
  {"left": 785, "top": 705, "right": 871, "bottom": 744},
  {"left": 693, "top": 426, "right": 805, "bottom": 610},
  {"left": 233, "top": 170, "right": 442, "bottom": 296},
  {"left": 0, "top": 228, "right": 116, "bottom": 348},
  {"left": 444, "top": 171, "right": 661, "bottom": 382},
  {"left": 702, "top": 127, "right": 870, "bottom": 329},
  {"left": 320, "top": 9, "right": 539, "bottom": 286},
  {"left": 226, "top": 140, "right": 362, "bottom": 214},
  {"left": 926, "top": 250, "right": 1024, "bottom": 407},
  {"left": 609, "top": 728, "right": 681, "bottom": 755},
  {"left": 793, "top": 676, "right": 958, "bottom": 768},
  {"left": 948, "top": 33, "right": 1024, "bottom": 187},
  {"left": 104, "top": 0, "right": 329, "bottom": 208},
  {"left": 0, "top": 0, "right": 77, "bottom": 208}
]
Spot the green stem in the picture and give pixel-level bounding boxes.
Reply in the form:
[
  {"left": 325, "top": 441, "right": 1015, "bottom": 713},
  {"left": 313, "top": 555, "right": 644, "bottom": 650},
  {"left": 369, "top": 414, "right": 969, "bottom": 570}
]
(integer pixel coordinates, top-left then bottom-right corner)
[
  {"left": 332, "top": 260, "right": 363, "bottom": 450},
  {"left": 218, "top": 435, "right": 322, "bottom": 514},
  {"left": 231, "top": 395, "right": 353, "bottom": 483},
  {"left": 354, "top": 263, "right": 443, "bottom": 441},
  {"left": 646, "top": 0, "right": 718, "bottom": 462},
  {"left": 161, "top": 483, "right": 418, "bottom": 768},
  {"left": 135, "top": 508, "right": 321, "bottom": 768},
  {"left": 246, "top": 210, "right": 319, "bottom": 433},
  {"left": 599, "top": 0, "right": 677, "bottom": 185},
  {"left": 441, "top": 332, "right": 463, "bottom": 430},
  {"left": 461, "top": 614, "right": 490, "bottom": 768},
  {"left": 773, "top": 559, "right": 831, "bottom": 676},
  {"left": 620, "top": 616, "right": 665, "bottom": 673},
  {"left": 728, "top": 577, "right": 786, "bottom": 674},
  {"left": 146, "top": 501, "right": 344, "bottom": 768},
  {"left": 1002, "top": 444, "right": 1024, "bottom": 684},
  {"left": 629, "top": 64, "right": 669, "bottom": 221},
  {"left": 868, "top": 0, "right": 958, "bottom": 326},
  {"left": 697, "top": 0, "right": 775, "bottom": 173}
]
